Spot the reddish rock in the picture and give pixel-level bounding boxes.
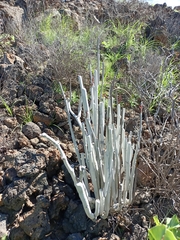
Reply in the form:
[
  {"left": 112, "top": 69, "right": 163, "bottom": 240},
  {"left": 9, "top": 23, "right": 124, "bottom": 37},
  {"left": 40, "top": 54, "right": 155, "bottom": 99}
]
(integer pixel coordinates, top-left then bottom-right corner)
[
  {"left": 3, "top": 117, "right": 18, "bottom": 128},
  {"left": 33, "top": 111, "right": 53, "bottom": 126},
  {"left": 48, "top": 147, "right": 61, "bottom": 162},
  {"left": 67, "top": 143, "right": 76, "bottom": 155},
  {"left": 16, "top": 132, "right": 32, "bottom": 148},
  {"left": 3, "top": 52, "right": 16, "bottom": 64},
  {"left": 53, "top": 106, "right": 68, "bottom": 124},
  {"left": 30, "top": 137, "right": 39, "bottom": 146},
  {"left": 46, "top": 147, "right": 62, "bottom": 177},
  {"left": 3, "top": 150, "right": 19, "bottom": 169},
  {"left": 19, "top": 197, "right": 50, "bottom": 239}
]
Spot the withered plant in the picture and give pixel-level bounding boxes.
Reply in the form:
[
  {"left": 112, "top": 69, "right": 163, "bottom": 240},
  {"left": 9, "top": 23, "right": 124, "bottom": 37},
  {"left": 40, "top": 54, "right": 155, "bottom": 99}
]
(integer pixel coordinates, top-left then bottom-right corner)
[{"left": 138, "top": 95, "right": 180, "bottom": 215}]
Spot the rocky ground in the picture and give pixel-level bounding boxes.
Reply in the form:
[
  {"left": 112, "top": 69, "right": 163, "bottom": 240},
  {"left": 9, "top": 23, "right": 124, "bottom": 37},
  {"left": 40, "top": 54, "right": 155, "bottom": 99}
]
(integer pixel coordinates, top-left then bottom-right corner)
[{"left": 0, "top": 0, "right": 180, "bottom": 240}]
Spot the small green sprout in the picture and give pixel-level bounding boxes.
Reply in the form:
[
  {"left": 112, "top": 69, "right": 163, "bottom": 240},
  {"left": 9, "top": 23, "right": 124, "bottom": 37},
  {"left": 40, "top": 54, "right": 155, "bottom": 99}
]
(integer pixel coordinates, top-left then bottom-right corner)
[{"left": 0, "top": 97, "right": 13, "bottom": 116}]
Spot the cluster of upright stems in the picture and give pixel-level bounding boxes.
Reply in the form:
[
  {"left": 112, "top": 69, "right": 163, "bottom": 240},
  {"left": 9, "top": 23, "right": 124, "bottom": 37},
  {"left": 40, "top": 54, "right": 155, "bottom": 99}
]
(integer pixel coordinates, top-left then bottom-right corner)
[{"left": 41, "top": 41, "right": 141, "bottom": 220}]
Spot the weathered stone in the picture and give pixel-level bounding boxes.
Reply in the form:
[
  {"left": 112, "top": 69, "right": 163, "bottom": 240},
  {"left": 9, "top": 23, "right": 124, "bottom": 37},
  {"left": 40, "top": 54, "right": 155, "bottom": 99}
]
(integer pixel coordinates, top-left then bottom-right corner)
[
  {"left": 3, "top": 52, "right": 16, "bottom": 64},
  {"left": 174, "top": 6, "right": 180, "bottom": 11},
  {"left": 0, "top": 2, "right": 24, "bottom": 32},
  {"left": 19, "top": 197, "right": 51, "bottom": 240},
  {"left": 36, "top": 194, "right": 50, "bottom": 208},
  {"left": 73, "top": 126, "right": 82, "bottom": 139},
  {"left": 9, "top": 226, "right": 30, "bottom": 240},
  {"left": 17, "top": 163, "right": 40, "bottom": 178},
  {"left": 67, "top": 143, "right": 76, "bottom": 155},
  {"left": 4, "top": 167, "right": 17, "bottom": 184},
  {"left": 49, "top": 192, "right": 69, "bottom": 219},
  {"left": 3, "top": 150, "right": 19, "bottom": 169},
  {"left": 141, "top": 202, "right": 156, "bottom": 218},
  {"left": 15, "top": 0, "right": 28, "bottom": 20},
  {"left": 0, "top": 56, "right": 26, "bottom": 94},
  {"left": 26, "top": 85, "right": 44, "bottom": 102},
  {"left": 63, "top": 201, "right": 87, "bottom": 233},
  {"left": 30, "top": 137, "right": 39, "bottom": 146},
  {"left": 33, "top": 111, "right": 53, "bottom": 126},
  {"left": 86, "top": 218, "right": 108, "bottom": 237},
  {"left": 13, "top": 149, "right": 46, "bottom": 178},
  {"left": 22, "top": 122, "right": 41, "bottom": 139},
  {"left": 52, "top": 178, "right": 76, "bottom": 199},
  {"left": 16, "top": 132, "right": 32, "bottom": 148},
  {"left": 0, "top": 213, "right": 8, "bottom": 238},
  {"left": 2, "top": 53, "right": 25, "bottom": 69},
  {"left": 53, "top": 106, "right": 68, "bottom": 124},
  {"left": 66, "top": 233, "right": 83, "bottom": 240},
  {"left": 61, "top": 164, "right": 74, "bottom": 188},
  {"left": 109, "top": 234, "right": 121, "bottom": 240},
  {"left": 3, "top": 178, "right": 28, "bottom": 211},
  {"left": 46, "top": 147, "right": 62, "bottom": 177},
  {"left": 13, "top": 105, "right": 27, "bottom": 124},
  {"left": 39, "top": 98, "right": 55, "bottom": 115},
  {"left": 3, "top": 117, "right": 18, "bottom": 128},
  {"left": 30, "top": 172, "right": 49, "bottom": 194},
  {"left": 129, "top": 224, "right": 147, "bottom": 239}
]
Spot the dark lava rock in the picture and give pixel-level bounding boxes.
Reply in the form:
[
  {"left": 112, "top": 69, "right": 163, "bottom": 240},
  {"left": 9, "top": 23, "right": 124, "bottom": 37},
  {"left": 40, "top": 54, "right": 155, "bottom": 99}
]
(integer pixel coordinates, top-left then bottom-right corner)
[
  {"left": 26, "top": 85, "right": 44, "bottom": 102},
  {"left": 2, "top": 178, "right": 28, "bottom": 211},
  {"left": 66, "top": 233, "right": 83, "bottom": 240},
  {"left": 14, "top": 148, "right": 46, "bottom": 178},
  {"left": 30, "top": 172, "right": 49, "bottom": 195},
  {"left": 9, "top": 226, "right": 30, "bottom": 240},
  {"left": 4, "top": 167, "right": 17, "bottom": 185},
  {"left": 85, "top": 218, "right": 108, "bottom": 238},
  {"left": 49, "top": 192, "right": 69, "bottom": 219},
  {"left": 61, "top": 164, "right": 75, "bottom": 188},
  {"left": 33, "top": 111, "right": 54, "bottom": 126},
  {"left": 62, "top": 200, "right": 87, "bottom": 234},
  {"left": 22, "top": 122, "right": 41, "bottom": 139},
  {"left": 52, "top": 177, "right": 76, "bottom": 199},
  {"left": 129, "top": 224, "right": 147, "bottom": 240},
  {"left": 19, "top": 195, "right": 50, "bottom": 240}
]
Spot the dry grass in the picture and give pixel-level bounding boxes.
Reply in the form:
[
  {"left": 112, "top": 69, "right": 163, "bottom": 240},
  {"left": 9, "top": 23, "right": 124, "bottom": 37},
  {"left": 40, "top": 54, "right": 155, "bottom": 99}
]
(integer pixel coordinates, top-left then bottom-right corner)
[{"left": 137, "top": 104, "right": 180, "bottom": 214}]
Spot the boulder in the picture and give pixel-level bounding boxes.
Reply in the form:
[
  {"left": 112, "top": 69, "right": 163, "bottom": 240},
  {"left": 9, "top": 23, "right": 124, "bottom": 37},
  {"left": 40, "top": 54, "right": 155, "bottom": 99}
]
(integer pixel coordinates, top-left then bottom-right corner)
[
  {"left": 22, "top": 122, "right": 41, "bottom": 139},
  {"left": 0, "top": 2, "right": 24, "bottom": 32}
]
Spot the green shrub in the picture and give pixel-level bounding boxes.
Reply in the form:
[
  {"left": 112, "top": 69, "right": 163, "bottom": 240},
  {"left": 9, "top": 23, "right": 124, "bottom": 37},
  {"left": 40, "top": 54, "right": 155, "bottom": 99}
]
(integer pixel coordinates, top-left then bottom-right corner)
[{"left": 148, "top": 215, "right": 180, "bottom": 240}]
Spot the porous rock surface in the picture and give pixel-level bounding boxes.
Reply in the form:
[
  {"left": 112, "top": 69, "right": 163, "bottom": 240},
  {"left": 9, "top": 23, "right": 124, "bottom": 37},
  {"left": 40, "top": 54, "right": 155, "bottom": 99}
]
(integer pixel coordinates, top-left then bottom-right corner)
[{"left": 0, "top": 0, "right": 180, "bottom": 239}]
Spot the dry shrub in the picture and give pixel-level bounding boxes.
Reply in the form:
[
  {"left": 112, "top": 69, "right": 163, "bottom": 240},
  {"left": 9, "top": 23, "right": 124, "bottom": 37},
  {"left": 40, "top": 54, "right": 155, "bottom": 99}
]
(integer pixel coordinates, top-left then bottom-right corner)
[{"left": 137, "top": 105, "right": 180, "bottom": 214}]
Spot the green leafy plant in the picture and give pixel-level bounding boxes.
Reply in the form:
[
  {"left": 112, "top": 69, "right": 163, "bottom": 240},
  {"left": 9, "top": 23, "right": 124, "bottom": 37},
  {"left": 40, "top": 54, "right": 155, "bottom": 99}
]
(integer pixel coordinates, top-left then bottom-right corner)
[
  {"left": 1, "top": 235, "right": 8, "bottom": 240},
  {"left": 22, "top": 105, "right": 33, "bottom": 124},
  {"left": 39, "top": 13, "right": 59, "bottom": 44},
  {"left": 148, "top": 58, "right": 179, "bottom": 114},
  {"left": 0, "top": 97, "right": 13, "bottom": 116},
  {"left": 100, "top": 20, "right": 151, "bottom": 107},
  {"left": 0, "top": 34, "right": 15, "bottom": 57},
  {"left": 148, "top": 215, "right": 180, "bottom": 240},
  {"left": 70, "top": 90, "right": 79, "bottom": 104}
]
